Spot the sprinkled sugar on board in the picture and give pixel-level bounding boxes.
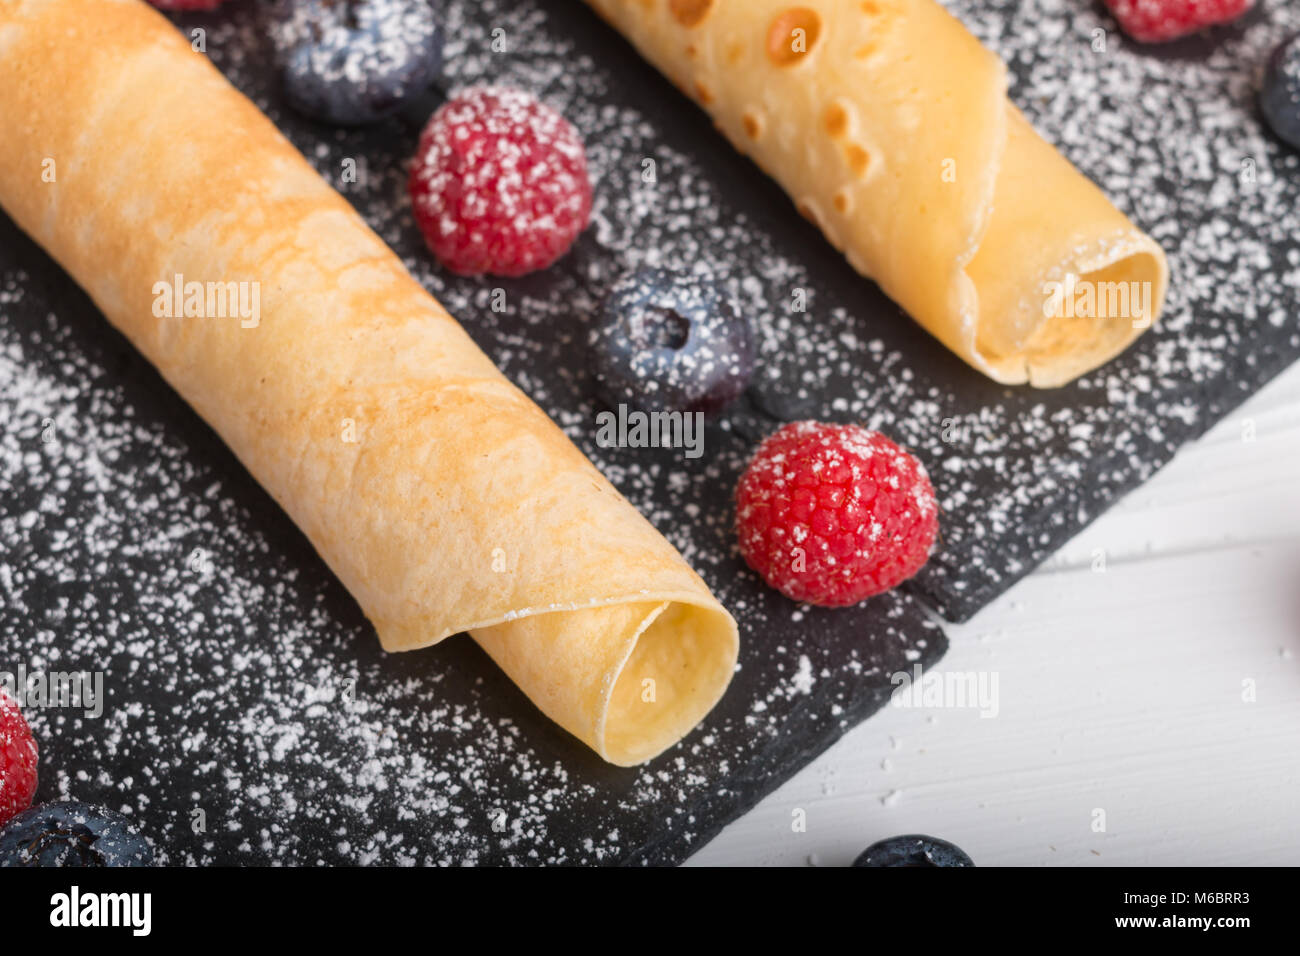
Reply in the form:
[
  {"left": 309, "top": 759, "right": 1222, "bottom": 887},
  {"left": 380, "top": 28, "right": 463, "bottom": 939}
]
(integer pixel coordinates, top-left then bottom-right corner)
[
  {"left": 0, "top": 281, "right": 943, "bottom": 864},
  {"left": 1, "top": 0, "right": 1297, "bottom": 863}
]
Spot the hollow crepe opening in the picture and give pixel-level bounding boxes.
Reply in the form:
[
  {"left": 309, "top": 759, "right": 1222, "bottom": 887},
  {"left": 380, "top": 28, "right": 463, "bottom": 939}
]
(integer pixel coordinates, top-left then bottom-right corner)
[
  {"left": 1019, "top": 251, "right": 1164, "bottom": 378},
  {"left": 469, "top": 598, "right": 737, "bottom": 767},
  {"left": 973, "top": 247, "right": 1166, "bottom": 388},
  {"left": 602, "top": 601, "right": 738, "bottom": 766}
]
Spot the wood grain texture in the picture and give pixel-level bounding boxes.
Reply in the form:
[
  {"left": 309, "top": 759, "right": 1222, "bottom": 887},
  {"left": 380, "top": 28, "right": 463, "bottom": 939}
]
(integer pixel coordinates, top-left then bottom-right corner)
[{"left": 691, "top": 364, "right": 1300, "bottom": 866}]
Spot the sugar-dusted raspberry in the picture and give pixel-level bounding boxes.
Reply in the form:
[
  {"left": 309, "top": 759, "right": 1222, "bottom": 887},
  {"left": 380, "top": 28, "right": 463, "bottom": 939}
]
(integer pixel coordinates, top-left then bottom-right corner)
[
  {"left": 409, "top": 86, "right": 593, "bottom": 277},
  {"left": 147, "top": 0, "right": 228, "bottom": 10},
  {"left": 0, "top": 691, "right": 39, "bottom": 827},
  {"left": 1103, "top": 0, "right": 1254, "bottom": 44},
  {"left": 736, "top": 422, "right": 938, "bottom": 607}
]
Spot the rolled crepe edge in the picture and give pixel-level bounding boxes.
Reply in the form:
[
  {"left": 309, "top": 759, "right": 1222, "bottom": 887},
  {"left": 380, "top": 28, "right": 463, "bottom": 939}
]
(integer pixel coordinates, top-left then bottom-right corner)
[
  {"left": 466, "top": 596, "right": 740, "bottom": 766},
  {"left": 968, "top": 234, "right": 1169, "bottom": 388},
  {"left": 592, "top": 598, "right": 739, "bottom": 765},
  {"left": 965, "top": 107, "right": 1171, "bottom": 387}
]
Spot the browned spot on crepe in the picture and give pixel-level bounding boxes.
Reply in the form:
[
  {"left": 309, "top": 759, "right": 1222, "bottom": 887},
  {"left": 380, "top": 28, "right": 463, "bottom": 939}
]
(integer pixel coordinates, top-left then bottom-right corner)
[
  {"left": 669, "top": 0, "right": 713, "bottom": 28},
  {"left": 742, "top": 109, "right": 763, "bottom": 139},
  {"left": 766, "top": 7, "right": 821, "bottom": 67},
  {"left": 844, "top": 142, "right": 871, "bottom": 177},
  {"left": 694, "top": 80, "right": 714, "bottom": 104},
  {"left": 824, "top": 102, "right": 849, "bottom": 138}
]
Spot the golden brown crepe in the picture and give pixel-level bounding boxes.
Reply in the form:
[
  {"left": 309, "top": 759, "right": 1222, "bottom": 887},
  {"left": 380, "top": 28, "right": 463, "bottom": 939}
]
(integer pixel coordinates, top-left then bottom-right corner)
[
  {"left": 0, "top": 0, "right": 737, "bottom": 766},
  {"left": 585, "top": 0, "right": 1170, "bottom": 386}
]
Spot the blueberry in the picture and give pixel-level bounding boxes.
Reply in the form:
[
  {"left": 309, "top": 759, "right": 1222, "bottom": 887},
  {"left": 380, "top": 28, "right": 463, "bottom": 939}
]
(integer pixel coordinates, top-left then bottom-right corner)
[
  {"left": 271, "top": 0, "right": 444, "bottom": 126},
  {"left": 1262, "top": 33, "right": 1300, "bottom": 151},
  {"left": 590, "top": 269, "right": 755, "bottom": 416},
  {"left": 0, "top": 801, "right": 154, "bottom": 867},
  {"left": 852, "top": 834, "right": 974, "bottom": 867}
]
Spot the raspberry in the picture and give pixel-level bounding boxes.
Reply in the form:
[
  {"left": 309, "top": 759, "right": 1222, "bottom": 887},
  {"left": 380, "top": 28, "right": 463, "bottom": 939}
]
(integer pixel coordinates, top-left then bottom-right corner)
[
  {"left": 409, "top": 86, "right": 593, "bottom": 277},
  {"left": 736, "top": 422, "right": 938, "bottom": 607},
  {"left": 0, "top": 691, "right": 39, "bottom": 828},
  {"left": 1103, "top": 0, "right": 1254, "bottom": 44},
  {"left": 147, "top": 0, "right": 228, "bottom": 10}
]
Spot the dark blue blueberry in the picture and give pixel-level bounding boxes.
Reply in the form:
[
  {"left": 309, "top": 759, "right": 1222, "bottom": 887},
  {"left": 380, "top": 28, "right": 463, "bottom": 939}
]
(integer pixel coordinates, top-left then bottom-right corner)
[
  {"left": 590, "top": 268, "right": 755, "bottom": 416},
  {"left": 271, "top": 0, "right": 444, "bottom": 126},
  {"left": 1261, "top": 32, "right": 1300, "bottom": 151},
  {"left": 852, "top": 834, "right": 974, "bottom": 867},
  {"left": 0, "top": 801, "right": 154, "bottom": 867}
]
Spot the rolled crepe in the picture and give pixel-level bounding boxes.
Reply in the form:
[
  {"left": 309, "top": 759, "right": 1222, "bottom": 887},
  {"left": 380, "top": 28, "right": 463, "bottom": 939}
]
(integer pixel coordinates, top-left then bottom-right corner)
[
  {"left": 585, "top": 0, "right": 1170, "bottom": 387},
  {"left": 0, "top": 0, "right": 738, "bottom": 766}
]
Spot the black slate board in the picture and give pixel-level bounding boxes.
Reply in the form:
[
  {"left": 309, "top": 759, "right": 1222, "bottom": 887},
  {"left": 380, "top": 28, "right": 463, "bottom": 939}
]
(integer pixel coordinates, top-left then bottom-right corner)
[{"left": 0, "top": 0, "right": 1297, "bottom": 865}]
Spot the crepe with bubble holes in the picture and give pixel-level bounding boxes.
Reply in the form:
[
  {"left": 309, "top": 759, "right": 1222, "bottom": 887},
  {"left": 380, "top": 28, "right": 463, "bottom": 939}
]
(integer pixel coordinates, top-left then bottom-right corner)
[
  {"left": 0, "top": 0, "right": 738, "bottom": 767},
  {"left": 584, "top": 0, "right": 1170, "bottom": 387}
]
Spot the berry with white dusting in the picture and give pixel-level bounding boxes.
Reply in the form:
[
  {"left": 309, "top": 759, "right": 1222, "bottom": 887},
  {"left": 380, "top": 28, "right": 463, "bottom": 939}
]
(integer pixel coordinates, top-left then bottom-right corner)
[
  {"left": 409, "top": 86, "right": 593, "bottom": 276},
  {"left": 590, "top": 268, "right": 755, "bottom": 416},
  {"left": 0, "top": 691, "right": 38, "bottom": 828},
  {"left": 853, "top": 834, "right": 974, "bottom": 867},
  {"left": 1261, "top": 33, "right": 1300, "bottom": 151},
  {"left": 736, "top": 422, "right": 938, "bottom": 607},
  {"left": 1102, "top": 0, "right": 1254, "bottom": 44},
  {"left": 270, "top": 0, "right": 444, "bottom": 126},
  {"left": 0, "top": 802, "right": 154, "bottom": 867}
]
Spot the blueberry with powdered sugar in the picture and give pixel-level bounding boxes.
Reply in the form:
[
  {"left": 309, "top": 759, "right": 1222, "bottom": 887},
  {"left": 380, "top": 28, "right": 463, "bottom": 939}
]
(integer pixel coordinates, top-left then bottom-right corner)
[
  {"left": 853, "top": 834, "right": 974, "bottom": 867},
  {"left": 589, "top": 268, "right": 755, "bottom": 417},
  {"left": 270, "top": 0, "right": 443, "bottom": 126},
  {"left": 0, "top": 802, "right": 154, "bottom": 867},
  {"left": 1261, "top": 33, "right": 1300, "bottom": 151}
]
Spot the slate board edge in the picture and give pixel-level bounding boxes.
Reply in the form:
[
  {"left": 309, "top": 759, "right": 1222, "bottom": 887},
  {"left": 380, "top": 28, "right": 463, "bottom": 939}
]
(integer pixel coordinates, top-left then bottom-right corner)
[
  {"left": 622, "top": 625, "right": 949, "bottom": 867},
  {"left": 909, "top": 347, "right": 1300, "bottom": 624}
]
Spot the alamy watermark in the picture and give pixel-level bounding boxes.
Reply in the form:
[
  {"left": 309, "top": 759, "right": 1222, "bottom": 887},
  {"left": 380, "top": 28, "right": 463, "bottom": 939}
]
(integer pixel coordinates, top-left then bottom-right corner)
[
  {"left": 152, "top": 273, "right": 260, "bottom": 328},
  {"left": 1, "top": 664, "right": 104, "bottom": 718},
  {"left": 1042, "top": 275, "right": 1153, "bottom": 330},
  {"left": 890, "top": 663, "right": 999, "bottom": 718},
  {"left": 595, "top": 403, "right": 704, "bottom": 459}
]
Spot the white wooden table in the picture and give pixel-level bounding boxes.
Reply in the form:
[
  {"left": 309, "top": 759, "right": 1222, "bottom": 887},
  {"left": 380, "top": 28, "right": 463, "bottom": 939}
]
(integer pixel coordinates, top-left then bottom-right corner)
[{"left": 690, "top": 363, "right": 1300, "bottom": 867}]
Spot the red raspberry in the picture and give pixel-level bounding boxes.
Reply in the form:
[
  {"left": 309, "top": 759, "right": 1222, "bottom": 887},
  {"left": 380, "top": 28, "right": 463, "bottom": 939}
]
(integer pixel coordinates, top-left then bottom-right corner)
[
  {"left": 147, "top": 0, "right": 228, "bottom": 10},
  {"left": 409, "top": 87, "right": 593, "bottom": 277},
  {"left": 1104, "top": 0, "right": 1254, "bottom": 44},
  {"left": 736, "top": 422, "right": 938, "bottom": 607},
  {"left": 0, "top": 691, "right": 39, "bottom": 827}
]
